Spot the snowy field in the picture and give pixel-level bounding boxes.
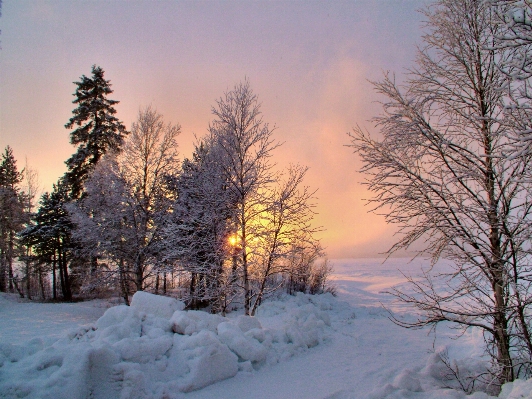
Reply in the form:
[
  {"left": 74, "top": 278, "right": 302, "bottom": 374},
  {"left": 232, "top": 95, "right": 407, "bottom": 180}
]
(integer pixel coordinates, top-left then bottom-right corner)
[{"left": 1, "top": 258, "right": 531, "bottom": 399}]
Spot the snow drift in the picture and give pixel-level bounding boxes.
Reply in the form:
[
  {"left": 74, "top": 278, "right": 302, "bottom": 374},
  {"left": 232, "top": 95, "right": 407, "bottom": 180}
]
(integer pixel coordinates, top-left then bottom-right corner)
[{"left": 0, "top": 291, "right": 333, "bottom": 399}]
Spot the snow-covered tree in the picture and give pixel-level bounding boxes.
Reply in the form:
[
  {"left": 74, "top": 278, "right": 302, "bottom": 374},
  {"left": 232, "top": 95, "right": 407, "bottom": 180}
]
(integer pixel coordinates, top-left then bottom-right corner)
[
  {"left": 69, "top": 156, "right": 135, "bottom": 303},
  {"left": 160, "top": 138, "right": 235, "bottom": 312},
  {"left": 209, "top": 80, "right": 281, "bottom": 315},
  {"left": 64, "top": 65, "right": 128, "bottom": 199},
  {"left": 349, "top": 0, "right": 532, "bottom": 384},
  {"left": 72, "top": 107, "right": 180, "bottom": 297},
  {"left": 21, "top": 180, "right": 75, "bottom": 300},
  {"left": 119, "top": 106, "right": 180, "bottom": 291},
  {"left": 490, "top": 1, "right": 532, "bottom": 157},
  {"left": 249, "top": 165, "right": 323, "bottom": 315},
  {"left": 18, "top": 161, "right": 40, "bottom": 300},
  {"left": 0, "top": 146, "right": 27, "bottom": 294}
]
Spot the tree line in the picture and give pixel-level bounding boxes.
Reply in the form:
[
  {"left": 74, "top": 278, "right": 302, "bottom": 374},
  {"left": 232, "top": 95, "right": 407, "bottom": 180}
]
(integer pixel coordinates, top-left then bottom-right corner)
[
  {"left": 0, "top": 67, "right": 329, "bottom": 316},
  {"left": 349, "top": 0, "right": 532, "bottom": 390}
]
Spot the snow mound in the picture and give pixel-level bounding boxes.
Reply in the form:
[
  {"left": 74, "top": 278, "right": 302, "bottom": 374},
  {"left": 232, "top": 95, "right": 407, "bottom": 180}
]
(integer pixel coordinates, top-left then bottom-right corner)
[
  {"left": 369, "top": 348, "right": 532, "bottom": 399},
  {"left": 130, "top": 290, "right": 185, "bottom": 318},
  {"left": 499, "top": 378, "right": 532, "bottom": 399},
  {"left": 170, "top": 308, "right": 225, "bottom": 335},
  {"left": 0, "top": 292, "right": 334, "bottom": 399}
]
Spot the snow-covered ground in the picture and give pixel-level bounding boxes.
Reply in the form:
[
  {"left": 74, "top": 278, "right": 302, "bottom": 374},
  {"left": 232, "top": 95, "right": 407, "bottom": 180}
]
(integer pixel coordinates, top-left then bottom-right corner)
[{"left": 0, "top": 258, "right": 531, "bottom": 399}]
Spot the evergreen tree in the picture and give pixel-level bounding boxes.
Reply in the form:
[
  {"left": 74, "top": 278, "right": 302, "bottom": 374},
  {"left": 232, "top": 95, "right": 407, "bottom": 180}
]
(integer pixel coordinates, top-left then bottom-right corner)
[
  {"left": 0, "top": 146, "right": 27, "bottom": 293},
  {"left": 21, "top": 180, "right": 74, "bottom": 300},
  {"left": 64, "top": 65, "right": 128, "bottom": 199}
]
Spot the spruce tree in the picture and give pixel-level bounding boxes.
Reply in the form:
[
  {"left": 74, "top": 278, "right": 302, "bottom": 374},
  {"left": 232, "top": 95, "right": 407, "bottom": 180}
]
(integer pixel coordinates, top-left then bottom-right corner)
[
  {"left": 64, "top": 65, "right": 128, "bottom": 199},
  {"left": 0, "top": 146, "right": 26, "bottom": 292},
  {"left": 21, "top": 180, "right": 74, "bottom": 300}
]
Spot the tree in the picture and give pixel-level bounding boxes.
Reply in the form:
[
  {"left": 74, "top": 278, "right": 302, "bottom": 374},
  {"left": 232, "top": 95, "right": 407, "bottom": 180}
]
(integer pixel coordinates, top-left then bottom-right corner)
[
  {"left": 490, "top": 1, "right": 532, "bottom": 157},
  {"left": 161, "top": 138, "right": 235, "bottom": 312},
  {"left": 18, "top": 160, "right": 40, "bottom": 300},
  {"left": 71, "top": 107, "right": 180, "bottom": 296},
  {"left": 21, "top": 180, "right": 75, "bottom": 300},
  {"left": 0, "top": 146, "right": 27, "bottom": 294},
  {"left": 250, "top": 165, "right": 323, "bottom": 315},
  {"left": 209, "top": 80, "right": 281, "bottom": 315},
  {"left": 349, "top": 0, "right": 532, "bottom": 385},
  {"left": 117, "top": 106, "right": 180, "bottom": 291},
  {"left": 64, "top": 65, "right": 128, "bottom": 199},
  {"left": 69, "top": 156, "right": 134, "bottom": 303}
]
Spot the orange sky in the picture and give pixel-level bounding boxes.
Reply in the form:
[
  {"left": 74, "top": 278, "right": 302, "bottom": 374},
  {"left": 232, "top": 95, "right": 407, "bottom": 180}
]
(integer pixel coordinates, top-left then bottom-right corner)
[{"left": 0, "top": 0, "right": 426, "bottom": 258}]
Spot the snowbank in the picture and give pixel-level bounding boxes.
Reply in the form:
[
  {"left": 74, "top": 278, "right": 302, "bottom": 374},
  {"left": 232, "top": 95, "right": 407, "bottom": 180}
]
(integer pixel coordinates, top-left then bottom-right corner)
[
  {"left": 369, "top": 350, "right": 532, "bottom": 399},
  {"left": 0, "top": 291, "right": 333, "bottom": 399}
]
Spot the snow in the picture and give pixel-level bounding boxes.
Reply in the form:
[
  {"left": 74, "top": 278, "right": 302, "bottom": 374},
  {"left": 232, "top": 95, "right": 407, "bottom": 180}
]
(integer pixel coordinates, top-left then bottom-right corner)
[
  {"left": 131, "top": 290, "right": 185, "bottom": 319},
  {"left": 0, "top": 258, "right": 531, "bottom": 399}
]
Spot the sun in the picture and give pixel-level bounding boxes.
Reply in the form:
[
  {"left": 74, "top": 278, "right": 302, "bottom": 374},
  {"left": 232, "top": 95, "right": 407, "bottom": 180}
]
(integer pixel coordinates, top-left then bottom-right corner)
[{"left": 228, "top": 234, "right": 238, "bottom": 246}]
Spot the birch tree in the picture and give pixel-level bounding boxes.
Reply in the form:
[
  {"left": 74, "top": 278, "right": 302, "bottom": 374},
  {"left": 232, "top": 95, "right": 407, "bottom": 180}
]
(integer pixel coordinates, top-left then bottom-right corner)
[
  {"left": 209, "top": 80, "right": 281, "bottom": 315},
  {"left": 72, "top": 107, "right": 180, "bottom": 296},
  {"left": 349, "top": 0, "right": 532, "bottom": 385},
  {"left": 490, "top": 1, "right": 532, "bottom": 157},
  {"left": 120, "top": 106, "right": 180, "bottom": 291},
  {"left": 250, "top": 165, "right": 322, "bottom": 315},
  {"left": 19, "top": 161, "right": 40, "bottom": 299}
]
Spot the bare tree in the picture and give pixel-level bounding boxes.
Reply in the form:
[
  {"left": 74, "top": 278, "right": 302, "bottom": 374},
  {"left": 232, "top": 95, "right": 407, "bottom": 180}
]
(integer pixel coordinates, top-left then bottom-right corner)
[
  {"left": 209, "top": 80, "right": 281, "bottom": 315},
  {"left": 349, "top": 0, "right": 532, "bottom": 385},
  {"left": 120, "top": 106, "right": 180, "bottom": 291},
  {"left": 72, "top": 107, "right": 180, "bottom": 298},
  {"left": 250, "top": 165, "right": 322, "bottom": 315},
  {"left": 490, "top": 1, "right": 532, "bottom": 157},
  {"left": 19, "top": 160, "right": 40, "bottom": 300}
]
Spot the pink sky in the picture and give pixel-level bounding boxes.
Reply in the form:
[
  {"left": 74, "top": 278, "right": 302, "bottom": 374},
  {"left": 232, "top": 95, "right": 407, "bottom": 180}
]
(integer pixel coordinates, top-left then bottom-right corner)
[{"left": 0, "top": 0, "right": 426, "bottom": 258}]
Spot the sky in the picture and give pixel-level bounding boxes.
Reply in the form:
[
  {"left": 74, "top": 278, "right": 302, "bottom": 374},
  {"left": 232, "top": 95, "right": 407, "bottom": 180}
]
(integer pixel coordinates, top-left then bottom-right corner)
[{"left": 0, "top": 0, "right": 427, "bottom": 259}]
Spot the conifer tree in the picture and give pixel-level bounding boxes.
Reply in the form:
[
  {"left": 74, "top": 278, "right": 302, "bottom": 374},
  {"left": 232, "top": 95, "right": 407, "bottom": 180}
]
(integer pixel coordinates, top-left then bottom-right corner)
[
  {"left": 21, "top": 180, "right": 74, "bottom": 300},
  {"left": 0, "top": 146, "right": 26, "bottom": 293},
  {"left": 64, "top": 65, "right": 128, "bottom": 199}
]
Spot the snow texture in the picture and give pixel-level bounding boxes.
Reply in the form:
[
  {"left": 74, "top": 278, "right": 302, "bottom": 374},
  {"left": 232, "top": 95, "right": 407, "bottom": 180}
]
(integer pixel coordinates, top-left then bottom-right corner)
[
  {"left": 0, "top": 291, "right": 331, "bottom": 398},
  {"left": 131, "top": 290, "right": 185, "bottom": 319},
  {"left": 1, "top": 259, "right": 532, "bottom": 399}
]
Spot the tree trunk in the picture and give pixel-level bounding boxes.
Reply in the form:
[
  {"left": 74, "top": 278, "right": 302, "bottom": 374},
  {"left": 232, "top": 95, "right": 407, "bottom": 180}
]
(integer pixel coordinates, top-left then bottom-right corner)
[
  {"left": 493, "top": 271, "right": 513, "bottom": 383},
  {"left": 25, "top": 258, "right": 32, "bottom": 300},
  {"left": 241, "top": 223, "right": 251, "bottom": 315},
  {"left": 62, "top": 253, "right": 72, "bottom": 301},
  {"left": 0, "top": 250, "right": 6, "bottom": 292},
  {"left": 189, "top": 272, "right": 197, "bottom": 309},
  {"left": 57, "top": 243, "right": 72, "bottom": 301},
  {"left": 135, "top": 256, "right": 144, "bottom": 292},
  {"left": 39, "top": 269, "right": 45, "bottom": 300},
  {"left": 52, "top": 252, "right": 57, "bottom": 300},
  {"left": 58, "top": 247, "right": 65, "bottom": 300},
  {"left": 118, "top": 257, "right": 130, "bottom": 306},
  {"left": 7, "top": 231, "right": 14, "bottom": 292}
]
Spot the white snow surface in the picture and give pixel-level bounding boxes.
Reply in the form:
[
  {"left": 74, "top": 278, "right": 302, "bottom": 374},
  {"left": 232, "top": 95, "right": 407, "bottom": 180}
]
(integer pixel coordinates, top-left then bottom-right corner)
[{"left": 0, "top": 258, "right": 531, "bottom": 399}]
